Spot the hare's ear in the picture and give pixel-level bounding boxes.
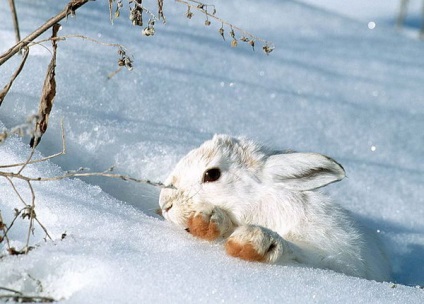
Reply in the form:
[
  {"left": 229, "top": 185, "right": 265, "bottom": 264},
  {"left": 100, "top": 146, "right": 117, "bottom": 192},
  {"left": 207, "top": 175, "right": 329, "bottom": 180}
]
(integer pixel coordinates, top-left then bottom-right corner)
[{"left": 264, "top": 153, "right": 345, "bottom": 191}]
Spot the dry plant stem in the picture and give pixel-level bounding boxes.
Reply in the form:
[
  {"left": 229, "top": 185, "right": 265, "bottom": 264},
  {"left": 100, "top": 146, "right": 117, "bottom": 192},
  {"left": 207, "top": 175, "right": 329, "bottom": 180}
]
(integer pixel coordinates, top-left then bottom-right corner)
[
  {"left": 0, "top": 0, "right": 90, "bottom": 66},
  {"left": 0, "top": 212, "right": 11, "bottom": 248},
  {"left": 108, "top": 66, "right": 123, "bottom": 79},
  {"left": 0, "top": 294, "right": 55, "bottom": 303},
  {"left": 0, "top": 47, "right": 29, "bottom": 106},
  {"left": 3, "top": 207, "right": 25, "bottom": 237},
  {"left": 0, "top": 287, "right": 22, "bottom": 294},
  {"left": 31, "top": 24, "right": 60, "bottom": 148},
  {"left": 157, "top": 0, "right": 165, "bottom": 21},
  {"left": 4, "top": 177, "right": 52, "bottom": 244},
  {"left": 1, "top": 170, "right": 172, "bottom": 189},
  {"left": 0, "top": 121, "right": 66, "bottom": 170},
  {"left": 175, "top": 0, "right": 271, "bottom": 45},
  {"left": 130, "top": 0, "right": 160, "bottom": 22},
  {"left": 48, "top": 34, "right": 126, "bottom": 50},
  {"left": 7, "top": 0, "right": 21, "bottom": 45},
  {"left": 5, "top": 177, "right": 27, "bottom": 207},
  {"left": 0, "top": 123, "right": 171, "bottom": 189},
  {"left": 25, "top": 180, "right": 36, "bottom": 252}
]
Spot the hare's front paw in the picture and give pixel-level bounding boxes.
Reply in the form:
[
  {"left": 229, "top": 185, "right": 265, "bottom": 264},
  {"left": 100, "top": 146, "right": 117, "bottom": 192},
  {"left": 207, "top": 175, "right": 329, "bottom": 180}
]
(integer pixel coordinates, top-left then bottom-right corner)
[
  {"left": 187, "top": 204, "right": 234, "bottom": 241},
  {"left": 225, "top": 225, "right": 285, "bottom": 263}
]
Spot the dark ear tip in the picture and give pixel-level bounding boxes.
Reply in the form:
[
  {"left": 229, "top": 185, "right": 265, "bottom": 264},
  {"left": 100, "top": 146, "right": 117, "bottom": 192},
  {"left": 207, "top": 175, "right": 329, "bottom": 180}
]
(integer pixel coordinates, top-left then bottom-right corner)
[{"left": 324, "top": 155, "right": 346, "bottom": 176}]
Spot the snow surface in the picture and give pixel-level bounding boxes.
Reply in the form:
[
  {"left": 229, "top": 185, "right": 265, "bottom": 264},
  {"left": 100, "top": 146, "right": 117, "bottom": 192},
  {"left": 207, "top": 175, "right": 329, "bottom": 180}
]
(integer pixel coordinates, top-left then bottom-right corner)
[{"left": 1, "top": 0, "right": 424, "bottom": 302}]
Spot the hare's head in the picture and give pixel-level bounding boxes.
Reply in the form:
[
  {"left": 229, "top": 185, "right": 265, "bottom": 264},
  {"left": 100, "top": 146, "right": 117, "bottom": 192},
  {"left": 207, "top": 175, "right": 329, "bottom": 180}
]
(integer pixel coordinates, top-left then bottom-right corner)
[{"left": 159, "top": 134, "right": 345, "bottom": 229}]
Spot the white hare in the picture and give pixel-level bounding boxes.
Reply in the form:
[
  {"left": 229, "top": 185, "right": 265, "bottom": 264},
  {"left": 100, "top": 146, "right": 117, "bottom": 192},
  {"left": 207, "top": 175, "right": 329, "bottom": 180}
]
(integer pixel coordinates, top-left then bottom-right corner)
[{"left": 159, "top": 135, "right": 391, "bottom": 281}]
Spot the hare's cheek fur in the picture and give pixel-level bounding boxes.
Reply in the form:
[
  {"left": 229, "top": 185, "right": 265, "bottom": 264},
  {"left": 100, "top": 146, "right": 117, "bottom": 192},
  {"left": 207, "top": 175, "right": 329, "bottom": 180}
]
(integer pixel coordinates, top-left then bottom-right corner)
[{"left": 159, "top": 189, "right": 196, "bottom": 229}]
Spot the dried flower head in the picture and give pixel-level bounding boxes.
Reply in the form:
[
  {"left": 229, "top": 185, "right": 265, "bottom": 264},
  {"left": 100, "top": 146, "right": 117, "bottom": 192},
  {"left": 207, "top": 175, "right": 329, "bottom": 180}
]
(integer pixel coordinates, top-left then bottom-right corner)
[
  {"left": 263, "top": 44, "right": 275, "bottom": 55},
  {"left": 219, "top": 26, "right": 225, "bottom": 40}
]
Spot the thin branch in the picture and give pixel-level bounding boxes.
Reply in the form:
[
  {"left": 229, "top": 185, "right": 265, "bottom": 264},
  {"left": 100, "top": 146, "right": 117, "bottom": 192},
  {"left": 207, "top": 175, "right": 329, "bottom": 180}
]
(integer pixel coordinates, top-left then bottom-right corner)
[
  {"left": 45, "top": 34, "right": 127, "bottom": 50},
  {"left": 3, "top": 207, "right": 25, "bottom": 237},
  {"left": 0, "top": 47, "right": 29, "bottom": 106},
  {"left": 0, "top": 212, "right": 11, "bottom": 248},
  {"left": 7, "top": 0, "right": 21, "bottom": 45},
  {"left": 0, "top": 295, "right": 55, "bottom": 303},
  {"left": 34, "top": 217, "right": 53, "bottom": 242},
  {"left": 1, "top": 170, "right": 173, "bottom": 189},
  {"left": 0, "top": 286, "right": 23, "bottom": 295},
  {"left": 24, "top": 180, "right": 36, "bottom": 252},
  {"left": 175, "top": 0, "right": 272, "bottom": 45},
  {"left": 0, "top": 0, "right": 90, "bottom": 66},
  {"left": 157, "top": 0, "right": 165, "bottom": 21},
  {"left": 0, "top": 119, "right": 66, "bottom": 169},
  {"left": 5, "top": 176, "right": 28, "bottom": 207},
  {"left": 29, "top": 34, "right": 133, "bottom": 72}
]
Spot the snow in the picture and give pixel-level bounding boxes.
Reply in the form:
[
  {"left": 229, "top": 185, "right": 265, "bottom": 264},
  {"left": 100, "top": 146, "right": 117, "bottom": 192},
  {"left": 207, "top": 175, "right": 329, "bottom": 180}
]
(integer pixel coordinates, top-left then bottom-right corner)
[{"left": 1, "top": 0, "right": 424, "bottom": 303}]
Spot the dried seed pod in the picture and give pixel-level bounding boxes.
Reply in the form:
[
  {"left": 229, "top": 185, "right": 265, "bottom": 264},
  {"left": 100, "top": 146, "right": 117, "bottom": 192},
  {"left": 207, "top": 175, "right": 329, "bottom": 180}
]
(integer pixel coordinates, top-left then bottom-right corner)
[
  {"left": 241, "top": 36, "right": 249, "bottom": 42},
  {"left": 231, "top": 39, "right": 238, "bottom": 47},
  {"left": 219, "top": 27, "right": 225, "bottom": 40},
  {"left": 129, "top": 7, "right": 143, "bottom": 26},
  {"left": 249, "top": 40, "right": 255, "bottom": 50},
  {"left": 205, "top": 19, "right": 211, "bottom": 26},
  {"left": 142, "top": 27, "right": 155, "bottom": 36},
  {"left": 124, "top": 57, "right": 133, "bottom": 70},
  {"left": 230, "top": 28, "right": 236, "bottom": 39},
  {"left": 262, "top": 44, "right": 275, "bottom": 55},
  {"left": 186, "top": 7, "right": 193, "bottom": 19}
]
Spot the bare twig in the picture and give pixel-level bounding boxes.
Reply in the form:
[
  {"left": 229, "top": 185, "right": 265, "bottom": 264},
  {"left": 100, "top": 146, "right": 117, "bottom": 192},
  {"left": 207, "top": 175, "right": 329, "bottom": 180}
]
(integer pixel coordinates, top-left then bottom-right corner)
[
  {"left": 29, "top": 34, "right": 133, "bottom": 73},
  {"left": 5, "top": 177, "right": 27, "bottom": 207},
  {"left": 0, "top": 212, "right": 11, "bottom": 248},
  {"left": 1, "top": 169, "right": 172, "bottom": 189},
  {"left": 1, "top": 120, "right": 173, "bottom": 254},
  {"left": 175, "top": 0, "right": 274, "bottom": 53},
  {"left": 0, "top": 294, "right": 55, "bottom": 303},
  {"left": 24, "top": 180, "right": 37, "bottom": 252},
  {"left": 0, "top": 0, "right": 90, "bottom": 66},
  {"left": 3, "top": 207, "right": 25, "bottom": 237},
  {"left": 7, "top": 0, "right": 21, "bottom": 45},
  {"left": 0, "top": 47, "right": 29, "bottom": 106},
  {"left": 157, "top": 0, "right": 165, "bottom": 21},
  {"left": 0, "top": 286, "right": 22, "bottom": 295},
  {"left": 0, "top": 120, "right": 66, "bottom": 169}
]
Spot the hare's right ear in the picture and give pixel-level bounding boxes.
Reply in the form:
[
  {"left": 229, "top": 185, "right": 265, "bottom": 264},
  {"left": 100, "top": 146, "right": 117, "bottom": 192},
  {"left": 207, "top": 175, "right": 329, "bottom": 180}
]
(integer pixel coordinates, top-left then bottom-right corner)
[{"left": 263, "top": 152, "right": 346, "bottom": 191}]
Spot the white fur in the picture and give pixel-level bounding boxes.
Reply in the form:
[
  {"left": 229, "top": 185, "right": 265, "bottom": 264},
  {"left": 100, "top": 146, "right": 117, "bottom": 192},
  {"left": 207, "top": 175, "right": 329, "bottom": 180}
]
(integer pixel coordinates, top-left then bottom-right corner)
[{"left": 159, "top": 135, "right": 391, "bottom": 281}]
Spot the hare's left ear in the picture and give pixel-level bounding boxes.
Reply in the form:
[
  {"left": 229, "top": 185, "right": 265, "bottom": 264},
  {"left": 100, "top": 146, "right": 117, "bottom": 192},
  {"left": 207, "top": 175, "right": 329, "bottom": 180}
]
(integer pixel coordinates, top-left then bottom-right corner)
[{"left": 263, "top": 153, "right": 346, "bottom": 191}]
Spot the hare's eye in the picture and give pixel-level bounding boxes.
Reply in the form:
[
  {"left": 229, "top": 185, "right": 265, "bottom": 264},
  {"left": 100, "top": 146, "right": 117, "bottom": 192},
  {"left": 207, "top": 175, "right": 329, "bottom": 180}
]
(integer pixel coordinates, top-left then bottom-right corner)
[{"left": 202, "top": 168, "right": 221, "bottom": 183}]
